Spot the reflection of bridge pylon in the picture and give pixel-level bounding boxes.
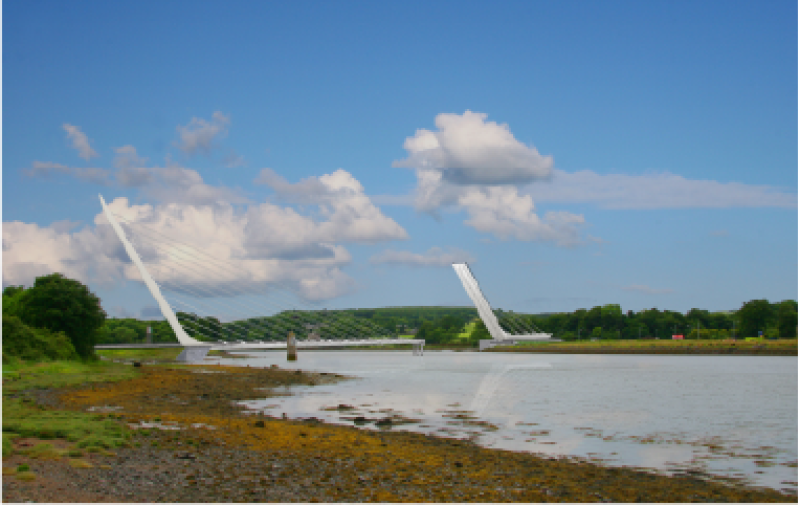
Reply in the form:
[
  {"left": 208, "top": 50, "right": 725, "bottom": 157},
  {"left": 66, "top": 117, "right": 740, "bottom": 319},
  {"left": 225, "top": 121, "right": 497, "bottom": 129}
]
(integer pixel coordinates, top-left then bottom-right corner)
[
  {"left": 452, "top": 263, "right": 553, "bottom": 350},
  {"left": 469, "top": 363, "right": 552, "bottom": 417}
]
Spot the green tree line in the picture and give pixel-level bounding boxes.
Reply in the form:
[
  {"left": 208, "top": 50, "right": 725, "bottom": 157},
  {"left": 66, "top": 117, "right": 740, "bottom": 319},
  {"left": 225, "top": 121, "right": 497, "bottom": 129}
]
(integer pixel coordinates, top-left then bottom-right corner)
[{"left": 6, "top": 273, "right": 794, "bottom": 357}]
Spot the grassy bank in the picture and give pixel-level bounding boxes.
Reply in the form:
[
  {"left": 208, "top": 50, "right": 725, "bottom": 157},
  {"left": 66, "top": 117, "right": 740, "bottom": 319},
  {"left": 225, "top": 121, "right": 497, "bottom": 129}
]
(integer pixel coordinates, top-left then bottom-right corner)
[
  {"left": 2, "top": 352, "right": 795, "bottom": 502},
  {"left": 3, "top": 360, "right": 140, "bottom": 462},
  {"left": 96, "top": 348, "right": 246, "bottom": 363},
  {"left": 493, "top": 338, "right": 798, "bottom": 356}
]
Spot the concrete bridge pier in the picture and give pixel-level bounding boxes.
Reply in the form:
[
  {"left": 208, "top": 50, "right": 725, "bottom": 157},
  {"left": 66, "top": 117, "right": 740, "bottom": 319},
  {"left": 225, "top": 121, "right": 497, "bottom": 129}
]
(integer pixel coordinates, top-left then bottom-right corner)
[{"left": 176, "top": 346, "right": 212, "bottom": 362}]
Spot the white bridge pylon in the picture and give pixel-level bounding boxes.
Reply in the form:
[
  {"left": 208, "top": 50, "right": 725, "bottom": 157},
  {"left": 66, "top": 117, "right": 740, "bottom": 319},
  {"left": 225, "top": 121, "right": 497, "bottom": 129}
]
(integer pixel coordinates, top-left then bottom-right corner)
[
  {"left": 99, "top": 195, "right": 424, "bottom": 361},
  {"left": 451, "top": 263, "right": 552, "bottom": 350}
]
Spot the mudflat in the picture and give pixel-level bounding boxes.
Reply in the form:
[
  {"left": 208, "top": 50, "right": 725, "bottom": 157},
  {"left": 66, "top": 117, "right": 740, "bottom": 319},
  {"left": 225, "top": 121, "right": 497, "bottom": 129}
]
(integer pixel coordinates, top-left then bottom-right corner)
[{"left": 3, "top": 364, "right": 795, "bottom": 502}]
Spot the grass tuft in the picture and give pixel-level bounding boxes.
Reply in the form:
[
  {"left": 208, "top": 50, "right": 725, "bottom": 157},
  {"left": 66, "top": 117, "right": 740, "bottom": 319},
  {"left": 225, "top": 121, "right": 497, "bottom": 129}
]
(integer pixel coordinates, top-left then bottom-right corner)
[
  {"left": 2, "top": 433, "right": 16, "bottom": 457},
  {"left": 16, "top": 470, "right": 36, "bottom": 481},
  {"left": 69, "top": 459, "right": 93, "bottom": 469},
  {"left": 26, "top": 442, "right": 61, "bottom": 460}
]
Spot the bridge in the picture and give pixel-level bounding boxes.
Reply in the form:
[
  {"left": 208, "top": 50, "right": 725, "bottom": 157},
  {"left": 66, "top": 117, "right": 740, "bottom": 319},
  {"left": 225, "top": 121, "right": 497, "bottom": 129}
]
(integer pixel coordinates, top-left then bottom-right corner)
[
  {"left": 97, "top": 194, "right": 548, "bottom": 361},
  {"left": 98, "top": 195, "right": 424, "bottom": 361}
]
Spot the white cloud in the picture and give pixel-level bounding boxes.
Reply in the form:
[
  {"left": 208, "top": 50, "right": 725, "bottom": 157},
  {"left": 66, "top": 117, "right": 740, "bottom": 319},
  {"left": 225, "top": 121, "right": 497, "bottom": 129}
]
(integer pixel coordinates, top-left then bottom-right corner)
[
  {"left": 63, "top": 124, "right": 99, "bottom": 161},
  {"left": 393, "top": 111, "right": 586, "bottom": 247},
  {"left": 621, "top": 284, "right": 674, "bottom": 295},
  {"left": 97, "top": 196, "right": 362, "bottom": 301},
  {"left": 24, "top": 161, "right": 112, "bottom": 185},
  {"left": 252, "top": 168, "right": 409, "bottom": 245},
  {"left": 370, "top": 247, "right": 475, "bottom": 267},
  {"left": 2, "top": 220, "right": 126, "bottom": 289},
  {"left": 458, "top": 186, "right": 585, "bottom": 246},
  {"left": 4, "top": 166, "right": 408, "bottom": 302},
  {"left": 526, "top": 169, "right": 797, "bottom": 209},
  {"left": 113, "top": 149, "right": 247, "bottom": 205},
  {"left": 255, "top": 167, "right": 331, "bottom": 204},
  {"left": 175, "top": 111, "right": 230, "bottom": 155},
  {"left": 143, "top": 164, "right": 247, "bottom": 206},
  {"left": 393, "top": 111, "right": 553, "bottom": 185}
]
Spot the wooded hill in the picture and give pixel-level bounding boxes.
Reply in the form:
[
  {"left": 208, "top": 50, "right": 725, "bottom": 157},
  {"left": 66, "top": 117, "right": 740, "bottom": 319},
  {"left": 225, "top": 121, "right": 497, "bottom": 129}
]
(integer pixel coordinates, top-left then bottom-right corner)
[{"left": 96, "top": 300, "right": 798, "bottom": 345}]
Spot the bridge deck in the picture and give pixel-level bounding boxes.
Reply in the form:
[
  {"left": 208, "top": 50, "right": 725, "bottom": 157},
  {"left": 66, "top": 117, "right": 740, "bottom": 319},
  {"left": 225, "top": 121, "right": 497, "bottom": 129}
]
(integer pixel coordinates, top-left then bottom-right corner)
[{"left": 96, "top": 339, "right": 425, "bottom": 351}]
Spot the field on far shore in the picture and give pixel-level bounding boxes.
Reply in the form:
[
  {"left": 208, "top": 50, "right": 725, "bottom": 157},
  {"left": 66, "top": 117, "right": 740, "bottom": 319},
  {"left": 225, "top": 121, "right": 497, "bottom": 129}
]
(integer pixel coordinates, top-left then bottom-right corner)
[{"left": 496, "top": 338, "right": 797, "bottom": 356}]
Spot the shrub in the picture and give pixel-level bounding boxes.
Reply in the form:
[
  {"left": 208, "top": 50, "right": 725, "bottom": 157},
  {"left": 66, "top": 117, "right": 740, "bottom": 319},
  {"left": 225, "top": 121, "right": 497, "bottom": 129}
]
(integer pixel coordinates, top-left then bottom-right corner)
[{"left": 2, "top": 315, "right": 78, "bottom": 363}]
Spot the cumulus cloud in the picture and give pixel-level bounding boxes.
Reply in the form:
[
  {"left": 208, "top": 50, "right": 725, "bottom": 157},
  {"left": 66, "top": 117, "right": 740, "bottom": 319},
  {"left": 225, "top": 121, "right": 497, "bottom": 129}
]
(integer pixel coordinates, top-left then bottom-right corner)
[
  {"left": 24, "top": 161, "right": 112, "bottom": 185},
  {"left": 9, "top": 113, "right": 410, "bottom": 301},
  {"left": 526, "top": 169, "right": 797, "bottom": 209},
  {"left": 144, "top": 164, "right": 247, "bottom": 206},
  {"left": 248, "top": 169, "right": 408, "bottom": 254},
  {"left": 370, "top": 247, "right": 475, "bottom": 267},
  {"left": 621, "top": 284, "right": 674, "bottom": 295},
  {"left": 393, "top": 111, "right": 553, "bottom": 185},
  {"left": 4, "top": 165, "right": 408, "bottom": 302},
  {"left": 392, "top": 111, "right": 585, "bottom": 247},
  {"left": 63, "top": 124, "right": 99, "bottom": 161},
  {"left": 2, "top": 220, "right": 127, "bottom": 289},
  {"left": 175, "top": 111, "right": 230, "bottom": 155},
  {"left": 457, "top": 186, "right": 585, "bottom": 246},
  {"left": 96, "top": 197, "right": 362, "bottom": 301}
]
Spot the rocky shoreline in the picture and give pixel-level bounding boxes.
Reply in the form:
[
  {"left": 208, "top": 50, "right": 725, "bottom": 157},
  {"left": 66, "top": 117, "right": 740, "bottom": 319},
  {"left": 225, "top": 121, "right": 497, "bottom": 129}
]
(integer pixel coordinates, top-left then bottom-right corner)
[{"left": 3, "top": 363, "right": 795, "bottom": 502}]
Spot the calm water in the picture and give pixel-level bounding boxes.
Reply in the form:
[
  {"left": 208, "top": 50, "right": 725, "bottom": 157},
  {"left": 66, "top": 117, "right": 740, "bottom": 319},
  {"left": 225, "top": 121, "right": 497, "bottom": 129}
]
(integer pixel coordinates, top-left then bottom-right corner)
[{"left": 215, "top": 350, "right": 797, "bottom": 493}]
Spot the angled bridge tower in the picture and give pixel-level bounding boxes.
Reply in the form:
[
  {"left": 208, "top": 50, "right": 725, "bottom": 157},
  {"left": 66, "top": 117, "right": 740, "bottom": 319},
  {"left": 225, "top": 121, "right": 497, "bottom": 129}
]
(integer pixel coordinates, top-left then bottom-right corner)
[
  {"left": 452, "top": 263, "right": 552, "bottom": 350},
  {"left": 100, "top": 195, "right": 211, "bottom": 361}
]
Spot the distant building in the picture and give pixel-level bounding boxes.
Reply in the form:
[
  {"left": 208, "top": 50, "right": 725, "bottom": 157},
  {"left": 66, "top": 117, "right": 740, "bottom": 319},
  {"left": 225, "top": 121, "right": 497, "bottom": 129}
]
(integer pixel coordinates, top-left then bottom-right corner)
[{"left": 307, "top": 331, "right": 321, "bottom": 341}]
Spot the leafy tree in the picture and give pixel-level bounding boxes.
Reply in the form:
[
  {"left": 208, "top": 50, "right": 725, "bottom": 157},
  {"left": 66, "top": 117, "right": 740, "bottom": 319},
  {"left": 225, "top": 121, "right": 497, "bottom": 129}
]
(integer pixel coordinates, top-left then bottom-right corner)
[
  {"left": 114, "top": 327, "right": 137, "bottom": 343},
  {"left": 777, "top": 301, "right": 798, "bottom": 339},
  {"left": 468, "top": 319, "right": 491, "bottom": 344},
  {"left": 737, "top": 299, "right": 774, "bottom": 339},
  {"left": 685, "top": 308, "right": 710, "bottom": 329},
  {"left": 601, "top": 304, "right": 623, "bottom": 331},
  {"left": 2, "top": 286, "right": 27, "bottom": 318},
  {"left": 17, "top": 273, "right": 106, "bottom": 359},
  {"left": 590, "top": 327, "right": 603, "bottom": 340},
  {"left": 583, "top": 307, "right": 602, "bottom": 331},
  {"left": 708, "top": 312, "right": 733, "bottom": 330}
]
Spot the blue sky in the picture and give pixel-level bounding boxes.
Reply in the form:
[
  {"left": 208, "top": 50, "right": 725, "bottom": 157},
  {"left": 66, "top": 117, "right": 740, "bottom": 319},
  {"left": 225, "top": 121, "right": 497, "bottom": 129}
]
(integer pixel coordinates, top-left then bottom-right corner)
[{"left": 3, "top": 0, "right": 797, "bottom": 320}]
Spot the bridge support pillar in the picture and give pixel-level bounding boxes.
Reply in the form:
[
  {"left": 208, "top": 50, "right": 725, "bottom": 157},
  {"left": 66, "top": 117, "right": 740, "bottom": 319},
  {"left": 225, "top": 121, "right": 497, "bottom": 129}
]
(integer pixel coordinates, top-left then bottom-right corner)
[
  {"left": 412, "top": 342, "right": 424, "bottom": 356},
  {"left": 287, "top": 332, "right": 297, "bottom": 361},
  {"left": 176, "top": 346, "right": 212, "bottom": 362}
]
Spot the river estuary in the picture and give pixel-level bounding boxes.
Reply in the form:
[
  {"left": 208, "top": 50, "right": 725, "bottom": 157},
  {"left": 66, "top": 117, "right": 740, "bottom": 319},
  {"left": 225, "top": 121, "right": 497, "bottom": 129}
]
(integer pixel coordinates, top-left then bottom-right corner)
[{"left": 214, "top": 350, "right": 797, "bottom": 494}]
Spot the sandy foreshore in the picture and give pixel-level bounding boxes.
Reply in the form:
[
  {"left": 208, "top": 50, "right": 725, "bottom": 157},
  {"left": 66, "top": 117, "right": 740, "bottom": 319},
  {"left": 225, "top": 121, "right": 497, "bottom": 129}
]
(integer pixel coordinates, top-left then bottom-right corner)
[{"left": 3, "top": 363, "right": 795, "bottom": 502}]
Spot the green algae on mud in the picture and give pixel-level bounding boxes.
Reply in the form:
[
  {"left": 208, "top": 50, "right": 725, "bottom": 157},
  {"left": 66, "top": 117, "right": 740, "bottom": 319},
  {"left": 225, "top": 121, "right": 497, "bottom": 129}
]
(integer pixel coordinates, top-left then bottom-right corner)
[{"left": 49, "top": 363, "right": 796, "bottom": 502}]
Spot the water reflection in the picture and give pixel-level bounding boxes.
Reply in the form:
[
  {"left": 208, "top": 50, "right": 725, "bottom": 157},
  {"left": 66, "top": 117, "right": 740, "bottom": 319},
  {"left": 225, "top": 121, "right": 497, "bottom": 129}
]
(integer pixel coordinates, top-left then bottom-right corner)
[{"left": 220, "top": 350, "right": 797, "bottom": 493}]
